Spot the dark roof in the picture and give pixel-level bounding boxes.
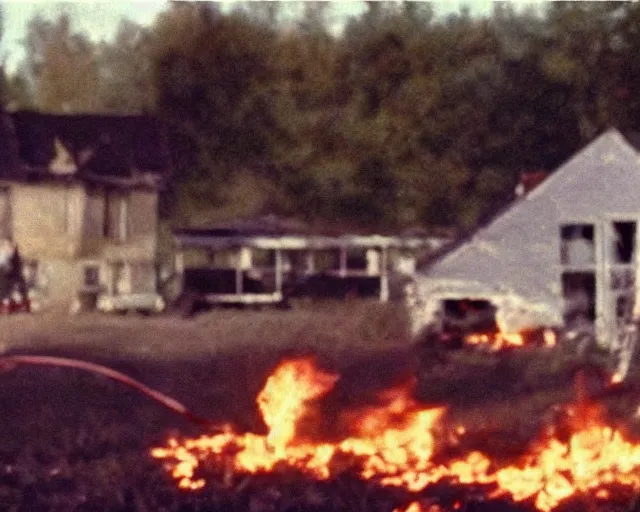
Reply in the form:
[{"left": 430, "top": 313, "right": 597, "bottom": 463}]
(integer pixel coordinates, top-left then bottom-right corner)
[
  {"left": 175, "top": 215, "right": 314, "bottom": 238},
  {"left": 5, "top": 110, "right": 171, "bottom": 187}
]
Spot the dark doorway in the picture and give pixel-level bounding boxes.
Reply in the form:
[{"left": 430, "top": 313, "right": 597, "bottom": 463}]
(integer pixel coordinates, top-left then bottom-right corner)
[{"left": 562, "top": 272, "right": 596, "bottom": 324}]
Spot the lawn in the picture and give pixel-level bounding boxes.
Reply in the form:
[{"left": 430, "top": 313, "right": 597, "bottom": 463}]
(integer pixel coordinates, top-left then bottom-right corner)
[{"left": 1, "top": 301, "right": 639, "bottom": 511}]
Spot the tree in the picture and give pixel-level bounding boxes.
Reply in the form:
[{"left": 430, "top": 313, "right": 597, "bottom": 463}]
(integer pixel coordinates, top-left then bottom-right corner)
[
  {"left": 7, "top": 0, "right": 631, "bottom": 234},
  {"left": 148, "top": 3, "right": 281, "bottom": 224},
  {"left": 4, "top": 72, "right": 35, "bottom": 109},
  {"left": 23, "top": 13, "right": 101, "bottom": 112},
  {"left": 0, "top": 3, "right": 9, "bottom": 105},
  {"left": 93, "top": 19, "right": 155, "bottom": 114}
]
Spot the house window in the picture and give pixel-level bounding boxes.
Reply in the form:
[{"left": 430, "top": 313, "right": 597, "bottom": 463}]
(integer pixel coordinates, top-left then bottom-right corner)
[
  {"left": 560, "top": 223, "right": 596, "bottom": 327},
  {"left": 84, "top": 265, "right": 100, "bottom": 288},
  {"left": 103, "top": 190, "right": 129, "bottom": 243},
  {"left": 608, "top": 221, "right": 637, "bottom": 320},
  {"left": 560, "top": 224, "right": 595, "bottom": 266},
  {"left": 562, "top": 272, "right": 596, "bottom": 323},
  {"left": 612, "top": 221, "right": 636, "bottom": 264}
]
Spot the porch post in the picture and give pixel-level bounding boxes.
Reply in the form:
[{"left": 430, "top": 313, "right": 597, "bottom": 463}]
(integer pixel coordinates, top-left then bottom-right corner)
[
  {"left": 275, "top": 249, "right": 283, "bottom": 295},
  {"left": 174, "top": 246, "right": 185, "bottom": 295},
  {"left": 339, "top": 246, "right": 347, "bottom": 278},
  {"left": 380, "top": 246, "right": 389, "bottom": 303},
  {"left": 595, "top": 221, "right": 608, "bottom": 347},
  {"left": 235, "top": 247, "right": 243, "bottom": 295},
  {"left": 305, "top": 250, "right": 315, "bottom": 275}
]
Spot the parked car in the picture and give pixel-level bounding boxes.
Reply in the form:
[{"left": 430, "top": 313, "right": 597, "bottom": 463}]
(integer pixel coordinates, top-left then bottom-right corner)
[{"left": 96, "top": 293, "right": 166, "bottom": 315}]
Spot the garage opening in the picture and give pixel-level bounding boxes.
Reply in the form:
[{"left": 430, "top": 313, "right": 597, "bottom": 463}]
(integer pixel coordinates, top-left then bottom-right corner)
[{"left": 442, "top": 299, "right": 498, "bottom": 334}]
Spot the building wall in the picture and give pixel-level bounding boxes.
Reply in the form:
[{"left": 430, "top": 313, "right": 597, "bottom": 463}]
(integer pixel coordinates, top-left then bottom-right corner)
[
  {"left": 12, "top": 183, "right": 85, "bottom": 259},
  {"left": 8, "top": 182, "right": 160, "bottom": 311},
  {"left": 30, "top": 259, "right": 79, "bottom": 311},
  {"left": 129, "top": 262, "right": 157, "bottom": 293},
  {"left": 80, "top": 188, "right": 157, "bottom": 262},
  {"left": 0, "top": 187, "right": 11, "bottom": 240},
  {"left": 411, "top": 130, "right": 640, "bottom": 339},
  {"left": 101, "top": 190, "right": 157, "bottom": 263}
]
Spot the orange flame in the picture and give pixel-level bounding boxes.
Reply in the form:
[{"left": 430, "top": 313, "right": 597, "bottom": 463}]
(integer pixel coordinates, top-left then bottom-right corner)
[
  {"left": 152, "top": 357, "right": 640, "bottom": 511},
  {"left": 394, "top": 502, "right": 444, "bottom": 512},
  {"left": 257, "top": 357, "right": 338, "bottom": 455},
  {"left": 465, "top": 328, "right": 556, "bottom": 351},
  {"left": 465, "top": 332, "right": 524, "bottom": 350}
]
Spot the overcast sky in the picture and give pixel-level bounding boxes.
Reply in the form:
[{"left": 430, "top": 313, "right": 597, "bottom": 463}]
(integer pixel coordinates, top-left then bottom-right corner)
[{"left": 0, "top": 1, "right": 518, "bottom": 74}]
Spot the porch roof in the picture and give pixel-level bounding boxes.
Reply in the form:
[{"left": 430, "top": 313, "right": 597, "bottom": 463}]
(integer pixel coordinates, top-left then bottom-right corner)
[{"left": 173, "top": 231, "right": 433, "bottom": 251}]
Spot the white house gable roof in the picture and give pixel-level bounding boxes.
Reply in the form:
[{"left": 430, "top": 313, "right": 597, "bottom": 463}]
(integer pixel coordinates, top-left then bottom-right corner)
[{"left": 421, "top": 128, "right": 640, "bottom": 301}]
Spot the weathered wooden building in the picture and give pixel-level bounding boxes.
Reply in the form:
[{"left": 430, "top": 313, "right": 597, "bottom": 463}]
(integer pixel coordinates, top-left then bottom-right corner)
[
  {"left": 409, "top": 128, "right": 640, "bottom": 347},
  {"left": 0, "top": 109, "right": 170, "bottom": 312},
  {"left": 172, "top": 215, "right": 446, "bottom": 310}
]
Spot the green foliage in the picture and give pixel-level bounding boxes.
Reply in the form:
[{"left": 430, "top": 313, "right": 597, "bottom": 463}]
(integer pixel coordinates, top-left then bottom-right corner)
[
  {"left": 22, "top": 14, "right": 100, "bottom": 112},
  {"left": 8, "top": 2, "right": 640, "bottom": 233}
]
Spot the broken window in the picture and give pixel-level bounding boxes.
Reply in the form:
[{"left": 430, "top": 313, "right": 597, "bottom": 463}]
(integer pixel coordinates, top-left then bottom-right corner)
[
  {"left": 314, "top": 250, "right": 340, "bottom": 272},
  {"left": 616, "top": 295, "right": 634, "bottom": 320},
  {"left": 103, "top": 190, "right": 129, "bottom": 243},
  {"left": 560, "top": 224, "right": 595, "bottom": 266},
  {"left": 612, "top": 221, "right": 636, "bottom": 264},
  {"left": 84, "top": 265, "right": 100, "bottom": 288},
  {"left": 346, "top": 249, "right": 367, "bottom": 271},
  {"left": 608, "top": 221, "right": 637, "bottom": 322},
  {"left": 610, "top": 267, "right": 635, "bottom": 290},
  {"left": 562, "top": 272, "right": 596, "bottom": 323}
]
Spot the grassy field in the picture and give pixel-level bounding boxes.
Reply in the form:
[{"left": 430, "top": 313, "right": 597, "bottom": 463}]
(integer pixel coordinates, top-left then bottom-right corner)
[
  {"left": 1, "top": 301, "right": 640, "bottom": 511},
  {"left": 0, "top": 300, "right": 412, "bottom": 359}
]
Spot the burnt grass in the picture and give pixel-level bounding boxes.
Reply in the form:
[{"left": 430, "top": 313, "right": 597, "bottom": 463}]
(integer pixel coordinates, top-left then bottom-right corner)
[{"left": 2, "top": 310, "right": 640, "bottom": 511}]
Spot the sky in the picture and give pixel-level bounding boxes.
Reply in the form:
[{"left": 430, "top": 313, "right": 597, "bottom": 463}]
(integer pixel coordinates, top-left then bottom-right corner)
[
  {"left": 1, "top": 1, "right": 169, "bottom": 73},
  {"left": 0, "top": 1, "right": 518, "bottom": 75}
]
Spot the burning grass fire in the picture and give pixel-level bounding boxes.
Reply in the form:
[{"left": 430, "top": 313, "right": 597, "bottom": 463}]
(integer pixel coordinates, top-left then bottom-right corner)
[
  {"left": 464, "top": 328, "right": 557, "bottom": 352},
  {"left": 152, "top": 357, "right": 640, "bottom": 511}
]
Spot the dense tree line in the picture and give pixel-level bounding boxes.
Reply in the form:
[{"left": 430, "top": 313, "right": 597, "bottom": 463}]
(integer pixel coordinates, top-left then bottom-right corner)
[{"left": 4, "top": 1, "right": 640, "bottom": 234}]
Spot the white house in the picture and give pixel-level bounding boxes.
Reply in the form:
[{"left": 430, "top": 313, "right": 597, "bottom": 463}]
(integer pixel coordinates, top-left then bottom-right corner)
[{"left": 409, "top": 128, "right": 640, "bottom": 347}]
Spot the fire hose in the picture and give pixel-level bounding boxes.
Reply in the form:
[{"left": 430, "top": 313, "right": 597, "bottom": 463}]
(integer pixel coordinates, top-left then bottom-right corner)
[
  {"left": 0, "top": 352, "right": 634, "bottom": 434},
  {"left": 0, "top": 354, "right": 225, "bottom": 430}
]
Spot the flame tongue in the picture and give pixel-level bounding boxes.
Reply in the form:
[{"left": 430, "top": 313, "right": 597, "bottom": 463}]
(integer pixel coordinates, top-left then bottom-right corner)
[{"left": 257, "top": 358, "right": 338, "bottom": 454}]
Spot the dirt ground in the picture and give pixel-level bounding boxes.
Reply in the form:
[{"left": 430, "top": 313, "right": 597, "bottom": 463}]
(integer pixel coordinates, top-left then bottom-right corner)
[{"left": 1, "top": 302, "right": 640, "bottom": 511}]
